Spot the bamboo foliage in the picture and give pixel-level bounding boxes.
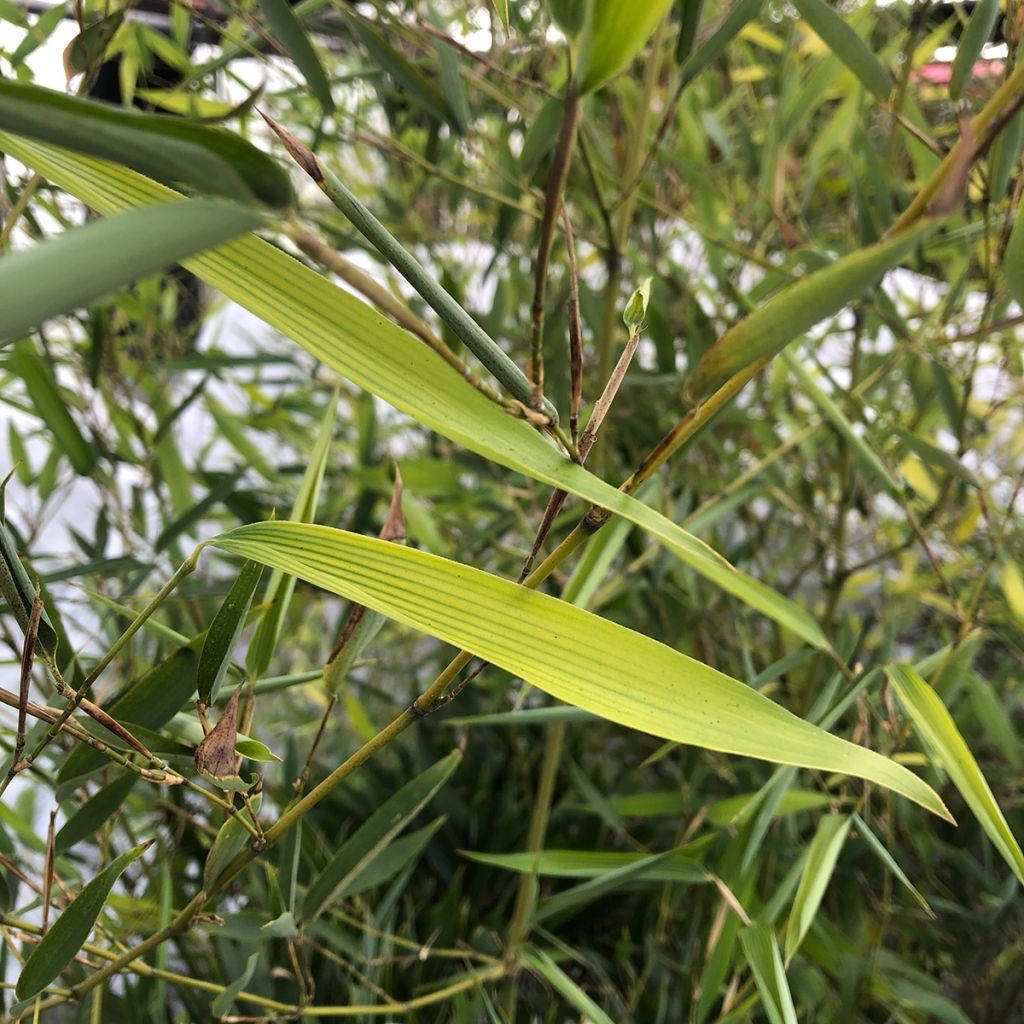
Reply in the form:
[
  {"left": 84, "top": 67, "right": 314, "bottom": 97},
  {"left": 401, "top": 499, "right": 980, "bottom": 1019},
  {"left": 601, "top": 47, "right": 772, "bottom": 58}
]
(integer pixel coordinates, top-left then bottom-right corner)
[{"left": 0, "top": 2, "right": 1021, "bottom": 1021}]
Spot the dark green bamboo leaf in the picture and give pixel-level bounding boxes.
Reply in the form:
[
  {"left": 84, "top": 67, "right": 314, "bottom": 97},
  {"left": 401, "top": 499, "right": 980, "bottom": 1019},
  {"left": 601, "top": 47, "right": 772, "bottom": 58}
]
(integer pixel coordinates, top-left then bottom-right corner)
[
  {"left": 535, "top": 852, "right": 677, "bottom": 925},
  {"left": 55, "top": 773, "right": 137, "bottom": 853},
  {"left": 674, "top": 0, "right": 706, "bottom": 64},
  {"left": 62, "top": 11, "right": 124, "bottom": 78},
  {"left": 16, "top": 839, "right": 153, "bottom": 1000},
  {"left": 7, "top": 342, "right": 94, "bottom": 474},
  {"left": 677, "top": 0, "right": 761, "bottom": 87},
  {"left": 791, "top": 0, "right": 891, "bottom": 101},
  {"left": 950, "top": 0, "right": 999, "bottom": 100},
  {"left": 340, "top": 816, "right": 445, "bottom": 899},
  {"left": 521, "top": 98, "right": 566, "bottom": 175},
  {"left": 257, "top": 0, "right": 334, "bottom": 112},
  {"left": 0, "top": 80, "right": 293, "bottom": 207},
  {"left": 348, "top": 16, "right": 450, "bottom": 124},
  {"left": 197, "top": 559, "right": 264, "bottom": 705},
  {"left": 300, "top": 750, "right": 461, "bottom": 923},
  {"left": 433, "top": 23, "right": 471, "bottom": 134},
  {"left": 519, "top": 945, "right": 615, "bottom": 1024},
  {"left": 0, "top": 201, "right": 262, "bottom": 344},
  {"left": 210, "top": 951, "right": 259, "bottom": 1017}
]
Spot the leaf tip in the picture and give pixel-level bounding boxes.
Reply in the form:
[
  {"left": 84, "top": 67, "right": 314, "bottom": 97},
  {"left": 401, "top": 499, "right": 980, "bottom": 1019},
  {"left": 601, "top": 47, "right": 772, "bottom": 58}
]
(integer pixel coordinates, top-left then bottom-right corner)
[{"left": 258, "top": 110, "right": 325, "bottom": 185}]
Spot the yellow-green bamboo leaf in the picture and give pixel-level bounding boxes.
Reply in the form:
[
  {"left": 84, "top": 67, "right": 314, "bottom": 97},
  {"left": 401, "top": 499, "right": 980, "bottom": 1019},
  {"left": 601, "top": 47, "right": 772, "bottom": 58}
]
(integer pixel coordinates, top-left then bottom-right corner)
[
  {"left": 210, "top": 521, "right": 950, "bottom": 819},
  {"left": 686, "top": 223, "right": 934, "bottom": 400},
  {"left": 886, "top": 664, "right": 1024, "bottom": 885},
  {"left": 1, "top": 135, "right": 829, "bottom": 651},
  {"left": 577, "top": 0, "right": 673, "bottom": 95}
]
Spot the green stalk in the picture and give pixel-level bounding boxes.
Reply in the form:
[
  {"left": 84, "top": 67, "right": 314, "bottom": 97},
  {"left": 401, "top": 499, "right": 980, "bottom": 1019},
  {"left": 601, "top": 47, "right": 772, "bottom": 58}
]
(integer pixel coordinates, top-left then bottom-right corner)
[{"left": 261, "top": 115, "right": 559, "bottom": 425}]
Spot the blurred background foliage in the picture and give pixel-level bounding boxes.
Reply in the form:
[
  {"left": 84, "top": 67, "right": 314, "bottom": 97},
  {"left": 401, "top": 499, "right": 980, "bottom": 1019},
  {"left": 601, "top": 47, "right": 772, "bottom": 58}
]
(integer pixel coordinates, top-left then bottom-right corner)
[{"left": 0, "top": 0, "right": 1023, "bottom": 1021}]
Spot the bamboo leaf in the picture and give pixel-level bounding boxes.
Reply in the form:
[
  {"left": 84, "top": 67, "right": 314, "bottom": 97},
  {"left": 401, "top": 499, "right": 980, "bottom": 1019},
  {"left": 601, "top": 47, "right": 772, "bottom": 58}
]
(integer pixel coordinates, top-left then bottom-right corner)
[
  {"left": 677, "top": 0, "right": 761, "bottom": 87},
  {"left": 203, "top": 795, "right": 260, "bottom": 887},
  {"left": 461, "top": 847, "right": 709, "bottom": 884},
  {"left": 55, "top": 773, "right": 136, "bottom": 853},
  {"left": 851, "top": 813, "right": 933, "bottom": 917},
  {"left": 740, "top": 924, "right": 798, "bottom": 1024},
  {"left": 577, "top": 0, "right": 673, "bottom": 95},
  {"left": 212, "top": 521, "right": 950, "bottom": 819},
  {"left": 197, "top": 559, "right": 264, "bottom": 705},
  {"left": 686, "top": 223, "right": 934, "bottom": 400},
  {"left": 886, "top": 664, "right": 1024, "bottom": 886},
  {"left": 0, "top": 80, "right": 293, "bottom": 207},
  {"left": 535, "top": 852, "right": 678, "bottom": 924},
  {"left": 519, "top": 945, "right": 616, "bottom": 1024},
  {"left": 791, "top": 0, "right": 891, "bottom": 101},
  {"left": 493, "top": 0, "right": 510, "bottom": 34},
  {"left": 7, "top": 341, "right": 95, "bottom": 475},
  {"left": 210, "top": 951, "right": 259, "bottom": 1018},
  {"left": 2, "top": 137, "right": 831, "bottom": 650},
  {"left": 1003, "top": 205, "right": 1024, "bottom": 307},
  {"left": 0, "top": 201, "right": 261, "bottom": 344},
  {"left": 949, "top": 0, "right": 999, "bottom": 100},
  {"left": 300, "top": 750, "right": 461, "bottom": 922},
  {"left": 784, "top": 814, "right": 850, "bottom": 961},
  {"left": 256, "top": 0, "right": 334, "bottom": 112},
  {"left": 16, "top": 839, "right": 153, "bottom": 1000}
]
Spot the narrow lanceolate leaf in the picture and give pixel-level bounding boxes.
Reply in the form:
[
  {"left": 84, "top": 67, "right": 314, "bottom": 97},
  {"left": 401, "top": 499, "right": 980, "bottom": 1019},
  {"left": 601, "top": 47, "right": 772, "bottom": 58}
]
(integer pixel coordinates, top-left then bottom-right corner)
[
  {"left": 677, "top": 0, "right": 761, "bottom": 87},
  {"left": 791, "top": 0, "right": 891, "bottom": 101},
  {"left": 0, "top": 80, "right": 293, "bottom": 207},
  {"left": 1003, "top": 207, "right": 1024, "bottom": 308},
  {"left": 256, "top": 0, "right": 333, "bottom": 112},
  {"left": 0, "top": 201, "right": 261, "bottom": 344},
  {"left": 577, "top": 0, "right": 673, "bottom": 95},
  {"left": 55, "top": 772, "right": 136, "bottom": 853},
  {"left": 949, "top": 0, "right": 999, "bottom": 100},
  {"left": 685, "top": 222, "right": 934, "bottom": 400},
  {"left": 886, "top": 664, "right": 1024, "bottom": 886},
  {"left": 16, "top": 839, "right": 153, "bottom": 1000},
  {"left": 492, "top": 0, "right": 510, "bottom": 34},
  {"left": 301, "top": 750, "right": 461, "bottom": 922},
  {"left": 784, "top": 814, "right": 850, "bottom": 960},
  {"left": 461, "top": 848, "right": 709, "bottom": 885},
  {"left": 5, "top": 138, "right": 829, "bottom": 650},
  {"left": 197, "top": 559, "right": 264, "bottom": 705},
  {"left": 519, "top": 945, "right": 616, "bottom": 1024},
  {"left": 740, "top": 925, "right": 799, "bottom": 1024},
  {"left": 8, "top": 341, "right": 94, "bottom": 474},
  {"left": 203, "top": 795, "right": 260, "bottom": 887},
  {"left": 213, "top": 521, "right": 950, "bottom": 819}
]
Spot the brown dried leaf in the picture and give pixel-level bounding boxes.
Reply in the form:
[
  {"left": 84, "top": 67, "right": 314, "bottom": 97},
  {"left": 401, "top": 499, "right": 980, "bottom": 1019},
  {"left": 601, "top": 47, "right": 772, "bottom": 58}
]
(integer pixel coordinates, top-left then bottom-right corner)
[{"left": 194, "top": 685, "right": 241, "bottom": 778}]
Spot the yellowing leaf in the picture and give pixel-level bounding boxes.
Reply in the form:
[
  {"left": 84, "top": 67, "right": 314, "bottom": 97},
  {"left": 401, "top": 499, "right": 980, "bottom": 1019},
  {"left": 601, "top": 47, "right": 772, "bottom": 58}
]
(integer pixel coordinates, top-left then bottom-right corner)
[
  {"left": 210, "top": 521, "right": 950, "bottom": 819},
  {"left": 886, "top": 664, "right": 1024, "bottom": 886}
]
